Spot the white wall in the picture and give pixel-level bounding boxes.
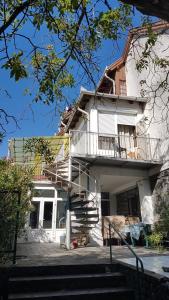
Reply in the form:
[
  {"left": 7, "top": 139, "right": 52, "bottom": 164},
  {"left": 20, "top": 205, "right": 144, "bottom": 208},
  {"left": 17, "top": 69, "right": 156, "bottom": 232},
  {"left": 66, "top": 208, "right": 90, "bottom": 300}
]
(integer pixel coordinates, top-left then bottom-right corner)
[{"left": 125, "top": 30, "right": 169, "bottom": 170}]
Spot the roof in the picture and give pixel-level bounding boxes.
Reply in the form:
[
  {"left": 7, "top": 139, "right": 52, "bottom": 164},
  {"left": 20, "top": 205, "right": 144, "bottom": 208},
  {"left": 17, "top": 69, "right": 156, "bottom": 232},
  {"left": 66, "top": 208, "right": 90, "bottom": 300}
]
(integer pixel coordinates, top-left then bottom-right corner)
[{"left": 107, "top": 20, "right": 169, "bottom": 72}]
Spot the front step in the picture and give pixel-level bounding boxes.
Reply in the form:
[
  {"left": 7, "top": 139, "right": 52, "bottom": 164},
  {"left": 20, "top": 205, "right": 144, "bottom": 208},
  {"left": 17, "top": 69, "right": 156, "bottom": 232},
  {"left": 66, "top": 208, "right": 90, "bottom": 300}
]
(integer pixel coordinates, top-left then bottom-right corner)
[
  {"left": 8, "top": 264, "right": 135, "bottom": 300},
  {"left": 9, "top": 287, "right": 134, "bottom": 300},
  {"left": 9, "top": 272, "right": 125, "bottom": 293}
]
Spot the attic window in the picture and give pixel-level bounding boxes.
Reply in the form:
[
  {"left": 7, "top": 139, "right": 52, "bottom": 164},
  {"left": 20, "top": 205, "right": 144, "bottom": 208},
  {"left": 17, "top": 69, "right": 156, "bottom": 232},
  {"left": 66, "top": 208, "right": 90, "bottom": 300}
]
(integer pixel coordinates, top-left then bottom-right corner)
[{"left": 119, "top": 80, "right": 127, "bottom": 96}]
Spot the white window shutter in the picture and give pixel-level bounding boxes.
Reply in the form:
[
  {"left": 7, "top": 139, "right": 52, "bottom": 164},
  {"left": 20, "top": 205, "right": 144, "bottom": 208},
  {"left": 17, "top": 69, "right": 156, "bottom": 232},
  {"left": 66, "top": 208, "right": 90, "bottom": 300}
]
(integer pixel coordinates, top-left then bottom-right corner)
[
  {"left": 117, "top": 113, "right": 136, "bottom": 126},
  {"left": 98, "top": 112, "right": 116, "bottom": 134}
]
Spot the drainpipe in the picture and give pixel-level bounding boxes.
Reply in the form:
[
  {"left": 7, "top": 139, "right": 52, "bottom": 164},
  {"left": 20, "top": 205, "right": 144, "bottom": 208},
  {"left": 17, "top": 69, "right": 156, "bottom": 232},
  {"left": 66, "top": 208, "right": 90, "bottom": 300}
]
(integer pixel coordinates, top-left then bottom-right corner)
[
  {"left": 61, "top": 121, "right": 66, "bottom": 128},
  {"left": 77, "top": 107, "right": 89, "bottom": 119},
  {"left": 104, "top": 70, "right": 115, "bottom": 94}
]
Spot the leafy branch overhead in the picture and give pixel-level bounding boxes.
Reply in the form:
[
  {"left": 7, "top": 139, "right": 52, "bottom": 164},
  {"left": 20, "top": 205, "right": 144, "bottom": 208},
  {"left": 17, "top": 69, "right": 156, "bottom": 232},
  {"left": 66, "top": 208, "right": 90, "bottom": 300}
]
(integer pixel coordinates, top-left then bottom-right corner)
[
  {"left": 0, "top": 1, "right": 133, "bottom": 105},
  {"left": 0, "top": 0, "right": 168, "bottom": 122}
]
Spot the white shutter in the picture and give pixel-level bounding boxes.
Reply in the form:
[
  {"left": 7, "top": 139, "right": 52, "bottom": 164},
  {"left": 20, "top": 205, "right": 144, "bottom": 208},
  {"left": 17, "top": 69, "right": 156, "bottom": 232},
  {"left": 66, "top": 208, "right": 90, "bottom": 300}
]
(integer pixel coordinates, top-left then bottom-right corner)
[
  {"left": 98, "top": 112, "right": 116, "bottom": 134},
  {"left": 117, "top": 113, "right": 136, "bottom": 126}
]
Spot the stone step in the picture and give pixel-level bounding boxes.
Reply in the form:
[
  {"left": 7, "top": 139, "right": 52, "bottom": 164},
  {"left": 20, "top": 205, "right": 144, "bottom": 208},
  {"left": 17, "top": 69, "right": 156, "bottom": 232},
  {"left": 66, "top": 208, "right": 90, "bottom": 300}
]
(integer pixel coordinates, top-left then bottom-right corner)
[
  {"left": 9, "top": 287, "right": 134, "bottom": 300},
  {"left": 9, "top": 272, "right": 125, "bottom": 293}
]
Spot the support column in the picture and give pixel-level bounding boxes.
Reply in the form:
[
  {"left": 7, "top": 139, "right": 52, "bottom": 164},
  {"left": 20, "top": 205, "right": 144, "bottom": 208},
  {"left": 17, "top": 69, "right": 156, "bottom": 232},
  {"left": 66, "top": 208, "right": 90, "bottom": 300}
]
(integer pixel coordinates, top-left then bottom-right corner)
[
  {"left": 137, "top": 178, "right": 154, "bottom": 224},
  {"left": 90, "top": 172, "right": 103, "bottom": 246}
]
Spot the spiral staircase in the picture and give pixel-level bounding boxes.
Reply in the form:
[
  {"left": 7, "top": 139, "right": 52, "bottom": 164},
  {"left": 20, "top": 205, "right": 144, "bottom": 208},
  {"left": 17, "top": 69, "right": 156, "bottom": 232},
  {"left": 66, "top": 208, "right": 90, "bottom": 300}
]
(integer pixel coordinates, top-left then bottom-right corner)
[{"left": 43, "top": 156, "right": 99, "bottom": 247}]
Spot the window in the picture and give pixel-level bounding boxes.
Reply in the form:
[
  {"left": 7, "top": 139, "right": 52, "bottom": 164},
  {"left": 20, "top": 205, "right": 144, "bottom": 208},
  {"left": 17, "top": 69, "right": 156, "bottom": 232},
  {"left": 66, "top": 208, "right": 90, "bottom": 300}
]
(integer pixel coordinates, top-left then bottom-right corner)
[
  {"left": 101, "top": 192, "right": 110, "bottom": 217},
  {"left": 56, "top": 201, "right": 67, "bottom": 228},
  {"left": 43, "top": 202, "right": 53, "bottom": 228},
  {"left": 119, "top": 80, "right": 127, "bottom": 96},
  {"left": 33, "top": 189, "right": 55, "bottom": 198},
  {"left": 29, "top": 202, "right": 40, "bottom": 229},
  {"left": 116, "top": 188, "right": 140, "bottom": 217}
]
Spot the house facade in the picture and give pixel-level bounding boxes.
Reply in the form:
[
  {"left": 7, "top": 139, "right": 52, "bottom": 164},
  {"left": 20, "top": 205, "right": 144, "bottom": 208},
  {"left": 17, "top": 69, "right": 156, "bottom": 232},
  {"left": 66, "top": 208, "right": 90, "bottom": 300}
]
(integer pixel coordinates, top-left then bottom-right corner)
[{"left": 9, "top": 21, "right": 169, "bottom": 248}]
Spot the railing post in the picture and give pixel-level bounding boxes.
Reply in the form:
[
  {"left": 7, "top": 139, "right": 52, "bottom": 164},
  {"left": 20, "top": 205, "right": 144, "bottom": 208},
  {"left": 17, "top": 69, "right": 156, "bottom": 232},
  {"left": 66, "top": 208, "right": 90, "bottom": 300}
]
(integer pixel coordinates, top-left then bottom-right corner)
[{"left": 13, "top": 190, "right": 21, "bottom": 264}]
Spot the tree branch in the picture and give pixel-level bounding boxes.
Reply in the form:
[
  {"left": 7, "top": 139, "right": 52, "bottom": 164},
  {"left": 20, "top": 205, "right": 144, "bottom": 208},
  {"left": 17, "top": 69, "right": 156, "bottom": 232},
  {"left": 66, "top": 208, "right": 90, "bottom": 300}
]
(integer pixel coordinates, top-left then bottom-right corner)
[{"left": 0, "top": 0, "right": 35, "bottom": 36}]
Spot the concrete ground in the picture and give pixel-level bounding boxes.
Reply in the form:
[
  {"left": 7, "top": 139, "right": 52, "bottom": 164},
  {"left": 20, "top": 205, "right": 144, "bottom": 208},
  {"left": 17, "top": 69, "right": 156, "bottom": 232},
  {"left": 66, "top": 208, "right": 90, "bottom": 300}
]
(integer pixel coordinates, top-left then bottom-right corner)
[{"left": 15, "top": 242, "right": 169, "bottom": 276}]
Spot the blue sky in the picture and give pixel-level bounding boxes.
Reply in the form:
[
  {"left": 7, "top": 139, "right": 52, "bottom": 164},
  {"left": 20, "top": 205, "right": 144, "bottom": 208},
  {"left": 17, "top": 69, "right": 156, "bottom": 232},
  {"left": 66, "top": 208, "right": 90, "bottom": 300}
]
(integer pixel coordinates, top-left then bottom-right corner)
[{"left": 0, "top": 6, "right": 147, "bottom": 157}]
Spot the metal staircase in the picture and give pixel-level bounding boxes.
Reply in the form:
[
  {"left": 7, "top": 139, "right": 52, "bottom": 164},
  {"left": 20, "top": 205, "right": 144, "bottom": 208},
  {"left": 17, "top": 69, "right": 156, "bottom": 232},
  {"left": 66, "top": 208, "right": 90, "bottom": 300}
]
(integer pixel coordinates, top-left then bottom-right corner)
[{"left": 43, "top": 156, "right": 99, "bottom": 247}]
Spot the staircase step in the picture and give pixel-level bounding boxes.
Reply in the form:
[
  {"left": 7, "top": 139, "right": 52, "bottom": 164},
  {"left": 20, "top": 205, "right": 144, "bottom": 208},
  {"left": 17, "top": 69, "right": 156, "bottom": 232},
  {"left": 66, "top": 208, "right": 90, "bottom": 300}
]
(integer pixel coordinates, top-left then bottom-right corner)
[
  {"left": 70, "top": 201, "right": 91, "bottom": 207},
  {"left": 71, "top": 208, "right": 97, "bottom": 212},
  {"left": 70, "top": 193, "right": 86, "bottom": 200},
  {"left": 9, "top": 287, "right": 134, "bottom": 300},
  {"left": 71, "top": 220, "right": 98, "bottom": 224},
  {"left": 71, "top": 226, "right": 94, "bottom": 231},
  {"left": 8, "top": 264, "right": 117, "bottom": 277},
  {"left": 71, "top": 214, "right": 99, "bottom": 218},
  {"left": 9, "top": 273, "right": 125, "bottom": 293}
]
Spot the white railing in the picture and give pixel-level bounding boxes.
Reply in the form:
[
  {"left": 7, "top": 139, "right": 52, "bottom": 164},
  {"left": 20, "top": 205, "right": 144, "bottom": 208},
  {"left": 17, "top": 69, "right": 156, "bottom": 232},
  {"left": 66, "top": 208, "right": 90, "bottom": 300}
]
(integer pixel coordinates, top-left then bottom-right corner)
[{"left": 70, "top": 130, "right": 162, "bottom": 162}]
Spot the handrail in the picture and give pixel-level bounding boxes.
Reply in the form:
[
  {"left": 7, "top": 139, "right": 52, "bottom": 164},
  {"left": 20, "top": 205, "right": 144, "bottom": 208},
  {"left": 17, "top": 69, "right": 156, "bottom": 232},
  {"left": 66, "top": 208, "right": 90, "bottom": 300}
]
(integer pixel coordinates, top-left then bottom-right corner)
[{"left": 109, "top": 222, "right": 144, "bottom": 273}]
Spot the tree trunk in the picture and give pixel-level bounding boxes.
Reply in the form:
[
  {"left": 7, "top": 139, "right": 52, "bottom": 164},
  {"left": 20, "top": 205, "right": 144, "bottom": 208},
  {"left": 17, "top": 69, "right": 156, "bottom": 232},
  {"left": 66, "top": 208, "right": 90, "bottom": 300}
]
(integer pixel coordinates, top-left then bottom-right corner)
[{"left": 121, "top": 0, "right": 169, "bottom": 22}]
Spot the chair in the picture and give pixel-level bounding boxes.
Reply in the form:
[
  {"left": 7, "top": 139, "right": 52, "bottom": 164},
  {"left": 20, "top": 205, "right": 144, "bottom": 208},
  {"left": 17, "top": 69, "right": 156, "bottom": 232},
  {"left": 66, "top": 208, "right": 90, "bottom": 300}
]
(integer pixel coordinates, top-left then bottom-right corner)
[{"left": 103, "top": 215, "right": 126, "bottom": 245}]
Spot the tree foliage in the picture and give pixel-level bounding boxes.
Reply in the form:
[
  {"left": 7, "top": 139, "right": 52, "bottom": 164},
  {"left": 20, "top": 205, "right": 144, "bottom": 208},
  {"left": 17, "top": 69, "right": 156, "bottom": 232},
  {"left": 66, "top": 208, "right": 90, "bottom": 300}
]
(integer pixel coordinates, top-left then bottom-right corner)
[
  {"left": 0, "top": 0, "right": 168, "bottom": 135},
  {"left": 0, "top": 159, "right": 33, "bottom": 262},
  {"left": 0, "top": 1, "right": 132, "bottom": 106}
]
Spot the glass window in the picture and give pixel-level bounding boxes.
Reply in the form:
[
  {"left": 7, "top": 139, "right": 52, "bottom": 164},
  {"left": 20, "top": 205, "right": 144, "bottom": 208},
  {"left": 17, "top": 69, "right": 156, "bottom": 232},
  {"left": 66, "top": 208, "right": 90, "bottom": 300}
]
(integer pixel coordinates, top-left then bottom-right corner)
[
  {"left": 57, "top": 190, "right": 67, "bottom": 198},
  {"left": 56, "top": 201, "right": 67, "bottom": 228},
  {"left": 29, "top": 202, "right": 40, "bottom": 229},
  {"left": 33, "top": 189, "right": 55, "bottom": 198},
  {"left": 43, "top": 202, "right": 53, "bottom": 228}
]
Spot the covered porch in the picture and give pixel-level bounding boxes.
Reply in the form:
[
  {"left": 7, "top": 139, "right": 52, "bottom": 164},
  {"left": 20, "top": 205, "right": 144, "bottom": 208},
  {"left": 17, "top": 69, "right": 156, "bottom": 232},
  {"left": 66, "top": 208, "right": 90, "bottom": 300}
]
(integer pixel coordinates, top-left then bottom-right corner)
[{"left": 91, "top": 165, "right": 155, "bottom": 246}]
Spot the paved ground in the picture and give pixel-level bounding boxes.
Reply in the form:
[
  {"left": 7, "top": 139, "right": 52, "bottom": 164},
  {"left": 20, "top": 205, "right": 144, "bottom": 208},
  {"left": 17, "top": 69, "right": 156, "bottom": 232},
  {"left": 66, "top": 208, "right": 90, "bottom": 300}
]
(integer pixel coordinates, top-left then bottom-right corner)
[{"left": 15, "top": 242, "right": 169, "bottom": 273}]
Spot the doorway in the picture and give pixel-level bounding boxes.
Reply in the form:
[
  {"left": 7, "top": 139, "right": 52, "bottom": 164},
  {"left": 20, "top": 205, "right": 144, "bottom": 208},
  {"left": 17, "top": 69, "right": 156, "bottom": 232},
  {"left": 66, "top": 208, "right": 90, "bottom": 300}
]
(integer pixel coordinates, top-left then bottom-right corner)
[{"left": 28, "top": 187, "right": 67, "bottom": 243}]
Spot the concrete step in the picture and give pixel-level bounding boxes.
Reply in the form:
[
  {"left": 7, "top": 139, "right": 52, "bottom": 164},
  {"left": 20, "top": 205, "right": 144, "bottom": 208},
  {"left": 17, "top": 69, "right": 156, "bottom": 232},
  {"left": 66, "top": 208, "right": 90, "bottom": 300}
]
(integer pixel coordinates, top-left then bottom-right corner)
[
  {"left": 8, "top": 264, "right": 118, "bottom": 277},
  {"left": 9, "top": 272, "right": 125, "bottom": 293},
  {"left": 9, "top": 287, "right": 134, "bottom": 300}
]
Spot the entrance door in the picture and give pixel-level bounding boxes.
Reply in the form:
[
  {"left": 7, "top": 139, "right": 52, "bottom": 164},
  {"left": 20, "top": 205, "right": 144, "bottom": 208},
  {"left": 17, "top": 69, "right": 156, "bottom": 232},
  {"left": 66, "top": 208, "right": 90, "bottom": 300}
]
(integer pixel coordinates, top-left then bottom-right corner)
[{"left": 29, "top": 188, "right": 67, "bottom": 243}]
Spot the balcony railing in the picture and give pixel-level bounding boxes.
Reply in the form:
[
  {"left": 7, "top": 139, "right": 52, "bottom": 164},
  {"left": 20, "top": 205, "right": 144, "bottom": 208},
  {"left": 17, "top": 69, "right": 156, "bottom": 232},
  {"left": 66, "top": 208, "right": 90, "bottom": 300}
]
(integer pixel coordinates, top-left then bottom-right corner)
[{"left": 70, "top": 130, "right": 162, "bottom": 163}]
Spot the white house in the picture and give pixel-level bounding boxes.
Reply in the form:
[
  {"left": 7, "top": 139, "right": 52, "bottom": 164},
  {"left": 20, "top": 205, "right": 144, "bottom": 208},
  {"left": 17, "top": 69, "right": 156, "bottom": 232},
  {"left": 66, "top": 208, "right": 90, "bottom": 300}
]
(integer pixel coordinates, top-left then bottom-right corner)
[{"left": 9, "top": 21, "right": 169, "bottom": 248}]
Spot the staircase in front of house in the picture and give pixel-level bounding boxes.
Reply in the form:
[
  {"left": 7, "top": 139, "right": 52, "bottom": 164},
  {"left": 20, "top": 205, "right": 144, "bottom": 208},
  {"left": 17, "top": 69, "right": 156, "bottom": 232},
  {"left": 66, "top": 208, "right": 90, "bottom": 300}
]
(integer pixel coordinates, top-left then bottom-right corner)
[
  {"left": 43, "top": 157, "right": 99, "bottom": 246},
  {"left": 7, "top": 263, "right": 135, "bottom": 300}
]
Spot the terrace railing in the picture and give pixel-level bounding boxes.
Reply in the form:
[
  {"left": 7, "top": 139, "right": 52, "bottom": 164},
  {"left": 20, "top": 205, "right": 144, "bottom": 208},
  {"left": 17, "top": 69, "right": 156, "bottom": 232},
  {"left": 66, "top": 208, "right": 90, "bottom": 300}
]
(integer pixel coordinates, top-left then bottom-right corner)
[{"left": 70, "top": 130, "right": 162, "bottom": 163}]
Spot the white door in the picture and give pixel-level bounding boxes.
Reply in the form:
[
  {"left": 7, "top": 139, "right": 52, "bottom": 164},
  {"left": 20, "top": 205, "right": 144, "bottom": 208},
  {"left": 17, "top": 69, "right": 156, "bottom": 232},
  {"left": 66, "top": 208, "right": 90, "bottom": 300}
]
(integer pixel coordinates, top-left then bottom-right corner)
[{"left": 28, "top": 187, "right": 67, "bottom": 244}]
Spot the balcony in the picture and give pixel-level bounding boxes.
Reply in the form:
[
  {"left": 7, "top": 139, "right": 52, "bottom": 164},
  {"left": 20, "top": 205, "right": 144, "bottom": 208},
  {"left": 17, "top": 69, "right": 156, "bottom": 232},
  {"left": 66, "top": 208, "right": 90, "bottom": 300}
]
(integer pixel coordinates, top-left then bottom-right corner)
[{"left": 70, "top": 130, "right": 162, "bottom": 168}]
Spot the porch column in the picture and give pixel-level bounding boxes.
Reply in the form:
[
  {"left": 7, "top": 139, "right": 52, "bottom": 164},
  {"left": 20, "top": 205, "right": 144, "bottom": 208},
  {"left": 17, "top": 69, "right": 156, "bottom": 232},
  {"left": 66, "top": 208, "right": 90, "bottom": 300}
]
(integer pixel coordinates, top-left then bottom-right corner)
[{"left": 137, "top": 179, "right": 154, "bottom": 224}]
